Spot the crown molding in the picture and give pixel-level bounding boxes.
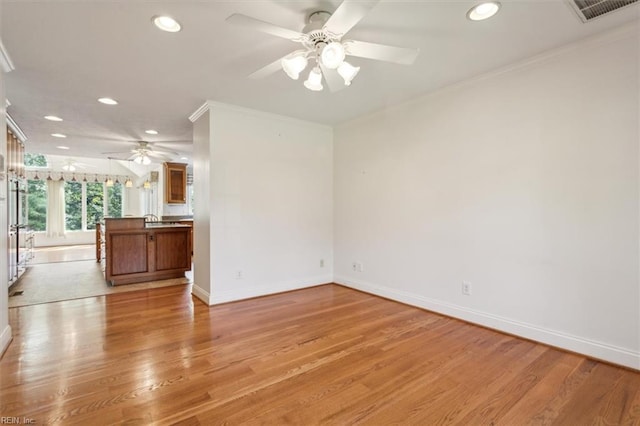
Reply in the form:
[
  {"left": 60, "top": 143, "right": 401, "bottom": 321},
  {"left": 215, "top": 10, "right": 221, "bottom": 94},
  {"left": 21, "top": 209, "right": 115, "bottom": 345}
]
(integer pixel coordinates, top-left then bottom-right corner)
[
  {"left": 188, "top": 102, "right": 210, "bottom": 123},
  {"left": 7, "top": 113, "right": 27, "bottom": 142},
  {"left": 0, "top": 38, "right": 15, "bottom": 73}
]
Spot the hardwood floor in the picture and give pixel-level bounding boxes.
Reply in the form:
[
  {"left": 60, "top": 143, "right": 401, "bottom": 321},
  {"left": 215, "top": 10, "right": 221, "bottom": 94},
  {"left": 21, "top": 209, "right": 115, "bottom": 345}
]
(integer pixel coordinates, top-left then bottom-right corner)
[{"left": 1, "top": 284, "right": 638, "bottom": 425}]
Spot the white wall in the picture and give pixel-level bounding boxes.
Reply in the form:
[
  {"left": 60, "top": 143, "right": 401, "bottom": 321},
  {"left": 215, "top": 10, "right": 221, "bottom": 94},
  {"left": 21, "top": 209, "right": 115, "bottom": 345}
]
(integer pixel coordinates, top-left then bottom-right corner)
[
  {"left": 192, "top": 102, "right": 333, "bottom": 304},
  {"left": 334, "top": 26, "right": 640, "bottom": 369},
  {"left": 0, "top": 31, "right": 13, "bottom": 357}
]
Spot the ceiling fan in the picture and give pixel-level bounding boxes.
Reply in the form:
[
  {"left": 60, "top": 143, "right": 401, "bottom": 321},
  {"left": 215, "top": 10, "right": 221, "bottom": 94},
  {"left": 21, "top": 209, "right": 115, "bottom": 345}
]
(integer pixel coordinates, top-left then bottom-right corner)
[
  {"left": 226, "top": 0, "right": 419, "bottom": 92},
  {"left": 101, "top": 141, "right": 179, "bottom": 165}
]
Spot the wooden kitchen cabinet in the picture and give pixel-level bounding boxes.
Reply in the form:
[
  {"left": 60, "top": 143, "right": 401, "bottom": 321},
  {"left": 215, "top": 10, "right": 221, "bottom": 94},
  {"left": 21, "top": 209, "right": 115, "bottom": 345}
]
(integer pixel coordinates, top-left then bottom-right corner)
[
  {"left": 164, "top": 162, "right": 187, "bottom": 204},
  {"left": 104, "top": 217, "right": 191, "bottom": 285}
]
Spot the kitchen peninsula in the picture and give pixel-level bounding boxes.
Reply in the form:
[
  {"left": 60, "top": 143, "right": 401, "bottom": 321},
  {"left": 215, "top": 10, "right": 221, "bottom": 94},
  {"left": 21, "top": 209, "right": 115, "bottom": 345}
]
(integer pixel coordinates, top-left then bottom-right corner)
[{"left": 101, "top": 217, "right": 192, "bottom": 285}]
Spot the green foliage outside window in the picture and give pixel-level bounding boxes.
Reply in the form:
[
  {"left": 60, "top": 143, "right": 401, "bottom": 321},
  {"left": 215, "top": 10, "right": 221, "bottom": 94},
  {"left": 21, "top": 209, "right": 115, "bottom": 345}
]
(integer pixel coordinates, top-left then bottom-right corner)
[
  {"left": 65, "top": 181, "right": 82, "bottom": 231},
  {"left": 24, "top": 153, "right": 48, "bottom": 168},
  {"left": 27, "top": 180, "right": 46, "bottom": 232},
  {"left": 86, "top": 182, "right": 104, "bottom": 230},
  {"left": 107, "top": 183, "right": 123, "bottom": 218}
]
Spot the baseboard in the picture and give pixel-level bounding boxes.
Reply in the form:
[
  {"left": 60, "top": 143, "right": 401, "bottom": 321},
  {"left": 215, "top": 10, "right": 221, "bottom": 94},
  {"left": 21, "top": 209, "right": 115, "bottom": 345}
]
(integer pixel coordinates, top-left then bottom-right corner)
[
  {"left": 335, "top": 276, "right": 640, "bottom": 371},
  {"left": 0, "top": 324, "right": 12, "bottom": 359},
  {"left": 211, "top": 274, "right": 333, "bottom": 305},
  {"left": 191, "top": 284, "right": 211, "bottom": 306}
]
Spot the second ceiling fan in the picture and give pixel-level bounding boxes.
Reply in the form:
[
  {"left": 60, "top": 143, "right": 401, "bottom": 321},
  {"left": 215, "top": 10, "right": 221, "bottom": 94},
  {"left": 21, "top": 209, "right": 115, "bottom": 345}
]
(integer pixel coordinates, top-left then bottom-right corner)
[{"left": 226, "top": 0, "right": 419, "bottom": 92}]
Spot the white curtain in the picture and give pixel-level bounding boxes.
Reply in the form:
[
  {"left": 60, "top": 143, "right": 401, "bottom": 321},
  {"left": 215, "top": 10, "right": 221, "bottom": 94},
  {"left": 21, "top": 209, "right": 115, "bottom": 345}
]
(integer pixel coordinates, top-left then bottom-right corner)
[{"left": 46, "top": 180, "right": 66, "bottom": 238}]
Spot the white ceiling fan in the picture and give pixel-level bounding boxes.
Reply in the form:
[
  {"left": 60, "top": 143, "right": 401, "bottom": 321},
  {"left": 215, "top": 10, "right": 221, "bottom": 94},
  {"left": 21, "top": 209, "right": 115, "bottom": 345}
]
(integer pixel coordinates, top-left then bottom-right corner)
[
  {"left": 102, "top": 141, "right": 179, "bottom": 165},
  {"left": 226, "top": 0, "right": 419, "bottom": 92}
]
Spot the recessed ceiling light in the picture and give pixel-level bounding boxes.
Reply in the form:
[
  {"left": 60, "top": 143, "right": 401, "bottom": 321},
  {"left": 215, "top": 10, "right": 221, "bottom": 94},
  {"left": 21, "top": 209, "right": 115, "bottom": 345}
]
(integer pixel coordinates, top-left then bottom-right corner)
[
  {"left": 51, "top": 133, "right": 67, "bottom": 138},
  {"left": 153, "top": 15, "right": 182, "bottom": 33},
  {"left": 98, "top": 97, "right": 118, "bottom": 105},
  {"left": 467, "top": 2, "right": 501, "bottom": 21},
  {"left": 180, "top": 157, "right": 188, "bottom": 160},
  {"left": 44, "top": 115, "right": 63, "bottom": 122},
  {"left": 145, "top": 129, "right": 159, "bottom": 135},
  {"left": 56, "top": 146, "right": 70, "bottom": 150}
]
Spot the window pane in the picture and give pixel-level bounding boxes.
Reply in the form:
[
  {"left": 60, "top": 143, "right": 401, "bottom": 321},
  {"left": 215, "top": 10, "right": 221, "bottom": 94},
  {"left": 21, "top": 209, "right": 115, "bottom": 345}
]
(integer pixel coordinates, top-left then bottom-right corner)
[
  {"left": 65, "top": 181, "right": 82, "bottom": 231},
  {"left": 107, "top": 183, "right": 122, "bottom": 218},
  {"left": 27, "top": 180, "right": 46, "bottom": 231},
  {"left": 86, "top": 182, "right": 104, "bottom": 230},
  {"left": 24, "top": 153, "right": 48, "bottom": 168}
]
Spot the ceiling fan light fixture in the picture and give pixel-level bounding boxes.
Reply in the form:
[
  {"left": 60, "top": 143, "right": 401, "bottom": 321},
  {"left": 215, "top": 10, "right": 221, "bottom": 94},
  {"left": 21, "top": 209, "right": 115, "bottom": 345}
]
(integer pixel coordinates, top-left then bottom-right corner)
[
  {"left": 467, "top": 2, "right": 501, "bottom": 21},
  {"left": 337, "top": 61, "right": 360, "bottom": 86},
  {"left": 281, "top": 52, "right": 308, "bottom": 80},
  {"left": 62, "top": 164, "right": 76, "bottom": 172},
  {"left": 321, "top": 42, "right": 346, "bottom": 69},
  {"left": 303, "top": 67, "right": 324, "bottom": 91}
]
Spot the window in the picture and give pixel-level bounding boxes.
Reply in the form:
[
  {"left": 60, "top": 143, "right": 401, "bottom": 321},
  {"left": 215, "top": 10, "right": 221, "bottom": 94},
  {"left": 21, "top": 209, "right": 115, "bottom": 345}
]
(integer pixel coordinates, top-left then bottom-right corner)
[
  {"left": 24, "top": 153, "right": 48, "bottom": 168},
  {"left": 65, "top": 181, "right": 82, "bottom": 231},
  {"left": 26, "top": 177, "right": 124, "bottom": 232},
  {"left": 86, "top": 182, "right": 104, "bottom": 230},
  {"left": 27, "top": 180, "right": 47, "bottom": 231},
  {"left": 107, "top": 183, "right": 123, "bottom": 218}
]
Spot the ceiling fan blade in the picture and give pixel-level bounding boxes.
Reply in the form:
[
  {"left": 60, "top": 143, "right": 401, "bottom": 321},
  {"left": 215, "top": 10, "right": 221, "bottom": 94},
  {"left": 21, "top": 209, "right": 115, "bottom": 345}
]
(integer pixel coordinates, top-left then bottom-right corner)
[
  {"left": 344, "top": 40, "right": 419, "bottom": 65},
  {"left": 147, "top": 150, "right": 177, "bottom": 159},
  {"left": 249, "top": 56, "right": 286, "bottom": 79},
  {"left": 226, "top": 14, "right": 306, "bottom": 41},
  {"left": 324, "top": 0, "right": 380, "bottom": 38},
  {"left": 320, "top": 63, "right": 347, "bottom": 93}
]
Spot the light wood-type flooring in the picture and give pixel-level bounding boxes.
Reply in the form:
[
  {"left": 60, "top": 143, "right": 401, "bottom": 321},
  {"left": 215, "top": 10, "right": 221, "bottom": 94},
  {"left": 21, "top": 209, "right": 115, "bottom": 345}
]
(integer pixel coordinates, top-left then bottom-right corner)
[{"left": 1, "top": 284, "right": 639, "bottom": 425}]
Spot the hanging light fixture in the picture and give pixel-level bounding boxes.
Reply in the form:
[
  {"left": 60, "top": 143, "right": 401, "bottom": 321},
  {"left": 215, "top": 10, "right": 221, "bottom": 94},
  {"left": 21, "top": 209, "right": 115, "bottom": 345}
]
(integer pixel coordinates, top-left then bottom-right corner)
[
  {"left": 337, "top": 61, "right": 360, "bottom": 86},
  {"left": 143, "top": 180, "right": 151, "bottom": 189},
  {"left": 320, "top": 42, "right": 345, "bottom": 69},
  {"left": 281, "top": 51, "right": 308, "bottom": 80},
  {"left": 134, "top": 154, "right": 151, "bottom": 165},
  {"left": 304, "top": 67, "right": 323, "bottom": 91},
  {"left": 105, "top": 177, "right": 114, "bottom": 187}
]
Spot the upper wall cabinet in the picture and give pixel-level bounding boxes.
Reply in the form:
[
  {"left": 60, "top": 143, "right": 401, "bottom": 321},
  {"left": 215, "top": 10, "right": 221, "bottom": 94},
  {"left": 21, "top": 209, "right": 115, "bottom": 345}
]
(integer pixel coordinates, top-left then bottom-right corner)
[{"left": 164, "top": 162, "right": 187, "bottom": 204}]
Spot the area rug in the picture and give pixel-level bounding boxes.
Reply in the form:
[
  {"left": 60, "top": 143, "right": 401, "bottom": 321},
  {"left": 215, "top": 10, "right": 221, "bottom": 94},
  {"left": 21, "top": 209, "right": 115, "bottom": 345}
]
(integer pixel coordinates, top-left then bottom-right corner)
[{"left": 8, "top": 259, "right": 191, "bottom": 308}]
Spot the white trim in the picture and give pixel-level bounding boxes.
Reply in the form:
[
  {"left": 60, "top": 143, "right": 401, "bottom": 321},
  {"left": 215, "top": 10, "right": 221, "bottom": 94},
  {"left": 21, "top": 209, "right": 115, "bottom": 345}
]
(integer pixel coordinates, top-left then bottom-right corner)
[
  {"left": 5, "top": 99, "right": 10, "bottom": 107},
  {"left": 335, "top": 276, "right": 640, "bottom": 371},
  {"left": 191, "top": 100, "right": 333, "bottom": 132},
  {"left": 0, "top": 39, "right": 14, "bottom": 73},
  {"left": 211, "top": 275, "right": 333, "bottom": 305},
  {"left": 0, "top": 325, "right": 12, "bottom": 359},
  {"left": 188, "top": 102, "right": 210, "bottom": 123},
  {"left": 6, "top": 113, "right": 27, "bottom": 142},
  {"left": 340, "top": 22, "right": 640, "bottom": 128},
  {"left": 191, "top": 284, "right": 211, "bottom": 305}
]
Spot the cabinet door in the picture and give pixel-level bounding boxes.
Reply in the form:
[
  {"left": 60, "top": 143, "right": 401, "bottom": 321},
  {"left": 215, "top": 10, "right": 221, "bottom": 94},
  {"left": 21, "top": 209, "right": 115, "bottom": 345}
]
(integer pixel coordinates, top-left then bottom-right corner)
[
  {"left": 109, "top": 233, "right": 149, "bottom": 275},
  {"left": 155, "top": 230, "right": 190, "bottom": 271},
  {"left": 165, "top": 162, "right": 187, "bottom": 204}
]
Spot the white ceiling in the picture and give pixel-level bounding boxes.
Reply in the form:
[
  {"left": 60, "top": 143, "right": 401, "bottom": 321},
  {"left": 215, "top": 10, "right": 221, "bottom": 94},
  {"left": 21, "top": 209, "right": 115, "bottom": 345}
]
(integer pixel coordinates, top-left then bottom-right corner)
[{"left": 2, "top": 1, "right": 638, "bottom": 162}]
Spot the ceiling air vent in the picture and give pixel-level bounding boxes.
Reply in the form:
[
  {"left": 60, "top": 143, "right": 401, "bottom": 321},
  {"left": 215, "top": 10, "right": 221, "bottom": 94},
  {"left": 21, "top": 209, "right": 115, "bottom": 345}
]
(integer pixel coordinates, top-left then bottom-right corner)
[{"left": 567, "top": 0, "right": 639, "bottom": 22}]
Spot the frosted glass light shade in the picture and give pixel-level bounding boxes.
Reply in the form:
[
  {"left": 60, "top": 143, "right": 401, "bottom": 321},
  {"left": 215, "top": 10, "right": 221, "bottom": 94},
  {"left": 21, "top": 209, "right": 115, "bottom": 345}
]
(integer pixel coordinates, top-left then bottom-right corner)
[
  {"left": 106, "top": 177, "right": 114, "bottom": 187},
  {"left": 281, "top": 53, "right": 308, "bottom": 80},
  {"left": 337, "top": 61, "right": 360, "bottom": 86},
  {"left": 321, "top": 42, "right": 345, "bottom": 69},
  {"left": 125, "top": 178, "right": 133, "bottom": 188},
  {"left": 134, "top": 155, "right": 151, "bottom": 165},
  {"left": 304, "top": 67, "right": 323, "bottom": 91}
]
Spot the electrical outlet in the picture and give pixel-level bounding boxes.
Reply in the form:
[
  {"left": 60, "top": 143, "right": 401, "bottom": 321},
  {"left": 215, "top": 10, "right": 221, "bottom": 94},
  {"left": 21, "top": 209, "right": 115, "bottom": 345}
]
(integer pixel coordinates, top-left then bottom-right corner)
[
  {"left": 320, "top": 259, "right": 325, "bottom": 268},
  {"left": 351, "top": 262, "right": 358, "bottom": 272},
  {"left": 462, "top": 281, "right": 472, "bottom": 296},
  {"left": 236, "top": 270, "right": 243, "bottom": 280},
  {"left": 357, "top": 262, "right": 364, "bottom": 272}
]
